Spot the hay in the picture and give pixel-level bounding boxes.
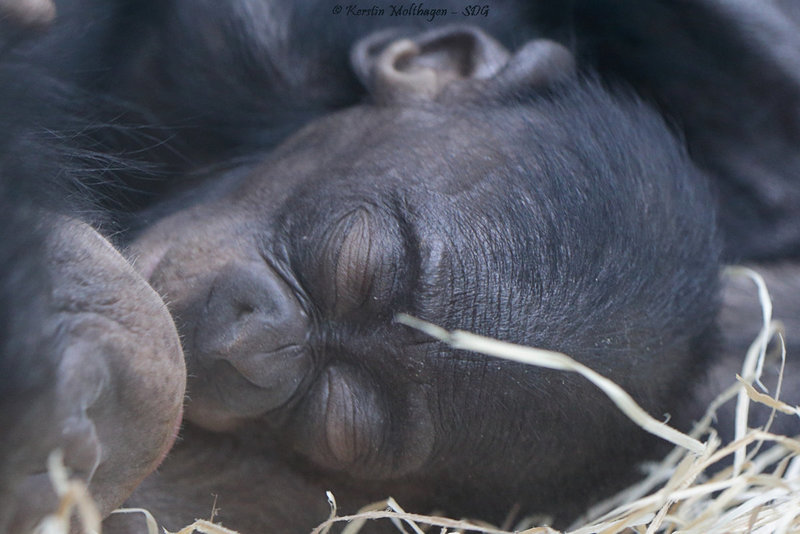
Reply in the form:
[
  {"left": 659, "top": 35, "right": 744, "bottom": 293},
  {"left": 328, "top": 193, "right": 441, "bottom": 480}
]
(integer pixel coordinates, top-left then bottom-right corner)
[
  {"left": 395, "top": 314, "right": 705, "bottom": 454},
  {"left": 318, "top": 268, "right": 800, "bottom": 534},
  {"left": 35, "top": 269, "right": 800, "bottom": 534},
  {"left": 32, "top": 451, "right": 100, "bottom": 534}
]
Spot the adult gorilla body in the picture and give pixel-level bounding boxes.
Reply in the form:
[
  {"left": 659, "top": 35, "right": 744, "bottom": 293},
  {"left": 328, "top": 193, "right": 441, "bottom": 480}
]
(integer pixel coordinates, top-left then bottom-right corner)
[
  {"left": 11, "top": 1, "right": 800, "bottom": 255},
  {"left": 0, "top": 1, "right": 799, "bottom": 533},
  {"left": 0, "top": 9, "right": 185, "bottom": 532}
]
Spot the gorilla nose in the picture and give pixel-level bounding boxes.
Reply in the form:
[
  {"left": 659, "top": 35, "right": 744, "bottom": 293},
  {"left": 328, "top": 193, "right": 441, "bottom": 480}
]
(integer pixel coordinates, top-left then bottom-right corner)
[{"left": 192, "top": 260, "right": 311, "bottom": 391}]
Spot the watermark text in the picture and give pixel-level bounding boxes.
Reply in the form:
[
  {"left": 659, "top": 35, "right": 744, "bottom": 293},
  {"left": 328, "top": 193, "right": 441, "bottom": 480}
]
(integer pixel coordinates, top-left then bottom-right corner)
[{"left": 331, "top": 3, "right": 491, "bottom": 23}]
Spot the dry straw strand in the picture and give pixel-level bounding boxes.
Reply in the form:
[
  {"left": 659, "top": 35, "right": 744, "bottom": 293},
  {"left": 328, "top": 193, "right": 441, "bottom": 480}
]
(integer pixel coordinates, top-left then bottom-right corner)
[{"left": 395, "top": 314, "right": 706, "bottom": 454}]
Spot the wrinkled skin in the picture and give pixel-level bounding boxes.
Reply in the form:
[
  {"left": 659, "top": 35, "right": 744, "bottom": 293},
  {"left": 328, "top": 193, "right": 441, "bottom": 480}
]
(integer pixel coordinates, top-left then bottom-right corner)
[
  {"left": 121, "top": 29, "right": 720, "bottom": 529},
  {"left": 3, "top": 0, "right": 800, "bottom": 532},
  {"left": 0, "top": 218, "right": 185, "bottom": 533}
]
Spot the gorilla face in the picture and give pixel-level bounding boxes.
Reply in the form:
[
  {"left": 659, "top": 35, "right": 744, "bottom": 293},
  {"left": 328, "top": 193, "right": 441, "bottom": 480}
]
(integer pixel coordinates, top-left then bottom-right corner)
[
  {"left": 130, "top": 47, "right": 719, "bottom": 515},
  {"left": 6, "top": 0, "right": 800, "bottom": 529}
]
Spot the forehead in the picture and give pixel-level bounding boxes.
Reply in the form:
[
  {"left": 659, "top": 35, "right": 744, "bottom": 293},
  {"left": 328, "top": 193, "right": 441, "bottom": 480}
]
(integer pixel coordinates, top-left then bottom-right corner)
[{"left": 245, "top": 103, "right": 532, "bottom": 199}]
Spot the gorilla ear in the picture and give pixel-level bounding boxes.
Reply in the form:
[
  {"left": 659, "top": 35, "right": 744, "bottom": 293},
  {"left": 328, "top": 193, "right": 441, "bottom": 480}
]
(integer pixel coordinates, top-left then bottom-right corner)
[
  {"left": 352, "top": 26, "right": 576, "bottom": 103},
  {"left": 351, "top": 25, "right": 510, "bottom": 103}
]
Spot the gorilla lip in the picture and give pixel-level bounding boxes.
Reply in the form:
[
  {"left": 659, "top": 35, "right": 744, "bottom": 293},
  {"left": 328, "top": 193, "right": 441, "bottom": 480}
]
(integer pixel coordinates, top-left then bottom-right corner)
[
  {"left": 228, "top": 344, "right": 310, "bottom": 393},
  {"left": 184, "top": 345, "right": 312, "bottom": 425}
]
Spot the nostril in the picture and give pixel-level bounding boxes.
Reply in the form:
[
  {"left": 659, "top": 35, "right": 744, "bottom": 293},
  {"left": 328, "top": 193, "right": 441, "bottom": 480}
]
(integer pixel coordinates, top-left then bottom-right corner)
[
  {"left": 235, "top": 302, "right": 255, "bottom": 321},
  {"left": 192, "top": 260, "right": 308, "bottom": 366},
  {"left": 178, "top": 260, "right": 313, "bottom": 424}
]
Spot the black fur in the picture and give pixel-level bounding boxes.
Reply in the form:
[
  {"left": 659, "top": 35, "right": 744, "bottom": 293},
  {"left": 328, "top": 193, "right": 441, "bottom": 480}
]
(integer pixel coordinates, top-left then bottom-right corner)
[{"left": 1, "top": 1, "right": 799, "bottom": 532}]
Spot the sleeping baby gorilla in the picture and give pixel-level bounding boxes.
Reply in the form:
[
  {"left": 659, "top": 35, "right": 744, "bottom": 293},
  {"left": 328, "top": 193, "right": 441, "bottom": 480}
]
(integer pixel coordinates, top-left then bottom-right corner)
[{"left": 113, "top": 27, "right": 720, "bottom": 532}]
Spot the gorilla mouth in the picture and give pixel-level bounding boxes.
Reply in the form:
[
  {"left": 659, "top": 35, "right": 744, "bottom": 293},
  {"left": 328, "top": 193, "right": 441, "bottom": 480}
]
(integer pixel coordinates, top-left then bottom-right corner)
[
  {"left": 185, "top": 344, "right": 312, "bottom": 427},
  {"left": 223, "top": 344, "right": 309, "bottom": 390}
]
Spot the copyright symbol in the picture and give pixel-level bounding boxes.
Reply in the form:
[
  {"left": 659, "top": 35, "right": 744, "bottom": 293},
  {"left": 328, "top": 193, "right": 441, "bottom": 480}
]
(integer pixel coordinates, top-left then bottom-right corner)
[{"left": 332, "top": 5, "right": 342, "bottom": 14}]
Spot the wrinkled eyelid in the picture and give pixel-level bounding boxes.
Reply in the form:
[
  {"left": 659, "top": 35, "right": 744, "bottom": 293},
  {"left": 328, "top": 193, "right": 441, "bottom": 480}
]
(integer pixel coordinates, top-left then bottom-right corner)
[
  {"left": 332, "top": 208, "right": 374, "bottom": 313},
  {"left": 271, "top": 200, "right": 422, "bottom": 319},
  {"left": 318, "top": 201, "right": 426, "bottom": 319},
  {"left": 323, "top": 207, "right": 391, "bottom": 315}
]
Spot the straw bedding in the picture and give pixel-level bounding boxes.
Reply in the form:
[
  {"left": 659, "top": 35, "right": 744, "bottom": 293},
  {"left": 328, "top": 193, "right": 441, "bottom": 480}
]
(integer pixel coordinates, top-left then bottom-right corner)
[{"left": 33, "top": 268, "right": 800, "bottom": 534}]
